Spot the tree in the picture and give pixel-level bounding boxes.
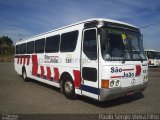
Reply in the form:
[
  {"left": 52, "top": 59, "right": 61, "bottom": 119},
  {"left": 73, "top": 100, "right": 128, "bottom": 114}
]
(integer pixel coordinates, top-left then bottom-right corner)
[
  {"left": 0, "top": 36, "right": 13, "bottom": 46},
  {"left": 0, "top": 36, "right": 14, "bottom": 55}
]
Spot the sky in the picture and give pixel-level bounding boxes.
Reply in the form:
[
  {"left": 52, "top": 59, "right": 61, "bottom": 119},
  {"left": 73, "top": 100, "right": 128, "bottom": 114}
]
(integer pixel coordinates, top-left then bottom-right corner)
[{"left": 0, "top": 0, "right": 160, "bottom": 51}]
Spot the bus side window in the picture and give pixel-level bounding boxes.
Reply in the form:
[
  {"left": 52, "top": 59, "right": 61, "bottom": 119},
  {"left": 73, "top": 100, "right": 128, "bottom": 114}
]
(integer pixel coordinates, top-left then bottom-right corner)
[
  {"left": 27, "top": 41, "right": 34, "bottom": 54},
  {"left": 35, "top": 38, "right": 45, "bottom": 53},
  {"left": 45, "top": 35, "right": 60, "bottom": 53},
  {"left": 60, "top": 30, "right": 79, "bottom": 52},
  {"left": 16, "top": 45, "right": 21, "bottom": 54},
  {"left": 83, "top": 29, "right": 97, "bottom": 60},
  {"left": 20, "top": 43, "right": 26, "bottom": 54}
]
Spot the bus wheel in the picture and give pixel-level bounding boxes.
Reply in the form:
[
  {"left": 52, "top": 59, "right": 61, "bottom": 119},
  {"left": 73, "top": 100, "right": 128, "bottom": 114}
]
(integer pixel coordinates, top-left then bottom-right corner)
[
  {"left": 22, "top": 68, "right": 29, "bottom": 82},
  {"left": 62, "top": 78, "right": 76, "bottom": 99}
]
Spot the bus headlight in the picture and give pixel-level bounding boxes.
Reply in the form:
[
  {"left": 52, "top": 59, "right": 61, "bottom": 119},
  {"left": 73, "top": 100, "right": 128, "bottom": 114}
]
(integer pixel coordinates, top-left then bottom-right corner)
[
  {"left": 115, "top": 80, "right": 120, "bottom": 86},
  {"left": 110, "top": 80, "right": 114, "bottom": 87}
]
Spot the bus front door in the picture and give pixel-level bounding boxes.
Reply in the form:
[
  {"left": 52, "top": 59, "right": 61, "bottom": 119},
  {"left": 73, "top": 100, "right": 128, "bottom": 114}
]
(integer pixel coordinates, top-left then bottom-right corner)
[{"left": 81, "top": 28, "right": 99, "bottom": 100}]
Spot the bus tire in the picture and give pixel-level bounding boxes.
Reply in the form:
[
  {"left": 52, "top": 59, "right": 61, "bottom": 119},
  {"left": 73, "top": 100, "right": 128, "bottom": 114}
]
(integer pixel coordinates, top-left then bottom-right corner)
[
  {"left": 62, "top": 77, "right": 77, "bottom": 99},
  {"left": 22, "top": 67, "right": 29, "bottom": 82}
]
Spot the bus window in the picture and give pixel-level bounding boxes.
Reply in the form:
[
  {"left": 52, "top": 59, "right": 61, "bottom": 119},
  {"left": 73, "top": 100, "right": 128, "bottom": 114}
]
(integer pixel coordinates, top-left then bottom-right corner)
[
  {"left": 157, "top": 52, "right": 160, "bottom": 59},
  {"left": 147, "top": 51, "right": 155, "bottom": 59},
  {"left": 20, "top": 43, "right": 26, "bottom": 54},
  {"left": 45, "top": 35, "right": 60, "bottom": 53},
  {"left": 16, "top": 45, "right": 21, "bottom": 54},
  {"left": 60, "top": 30, "right": 78, "bottom": 52},
  {"left": 35, "top": 38, "right": 45, "bottom": 53},
  {"left": 83, "top": 29, "right": 97, "bottom": 60},
  {"left": 27, "top": 41, "right": 34, "bottom": 54},
  {"left": 109, "top": 33, "right": 125, "bottom": 58},
  {"left": 101, "top": 27, "right": 146, "bottom": 61}
]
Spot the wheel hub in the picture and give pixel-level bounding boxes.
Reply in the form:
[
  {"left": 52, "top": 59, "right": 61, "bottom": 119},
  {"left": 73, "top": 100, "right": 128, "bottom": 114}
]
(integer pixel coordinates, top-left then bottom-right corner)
[{"left": 64, "top": 81, "right": 73, "bottom": 94}]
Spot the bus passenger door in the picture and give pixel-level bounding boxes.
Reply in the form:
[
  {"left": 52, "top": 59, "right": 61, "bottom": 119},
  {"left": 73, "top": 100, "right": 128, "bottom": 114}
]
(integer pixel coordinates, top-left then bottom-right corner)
[{"left": 81, "top": 28, "right": 99, "bottom": 100}]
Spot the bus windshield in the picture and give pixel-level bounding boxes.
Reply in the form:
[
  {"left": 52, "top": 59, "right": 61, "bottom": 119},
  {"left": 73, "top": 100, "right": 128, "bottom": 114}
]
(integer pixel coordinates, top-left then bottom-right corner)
[
  {"left": 157, "top": 52, "right": 160, "bottom": 59},
  {"left": 101, "top": 27, "right": 147, "bottom": 61},
  {"left": 154, "top": 52, "right": 160, "bottom": 59},
  {"left": 147, "top": 51, "right": 156, "bottom": 59}
]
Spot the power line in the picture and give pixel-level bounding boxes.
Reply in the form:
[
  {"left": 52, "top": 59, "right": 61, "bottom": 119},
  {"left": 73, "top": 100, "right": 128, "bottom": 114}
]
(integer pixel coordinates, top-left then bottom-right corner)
[{"left": 140, "top": 23, "right": 159, "bottom": 29}]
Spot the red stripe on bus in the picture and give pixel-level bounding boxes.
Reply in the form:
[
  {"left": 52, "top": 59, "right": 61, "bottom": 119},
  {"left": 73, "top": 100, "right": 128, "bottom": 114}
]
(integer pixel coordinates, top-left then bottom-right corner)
[
  {"left": 40, "top": 66, "right": 44, "bottom": 78},
  {"left": 73, "top": 70, "right": 81, "bottom": 88},
  {"left": 32, "top": 55, "right": 38, "bottom": 76},
  {"left": 136, "top": 65, "right": 141, "bottom": 76},
  {"left": 20, "top": 56, "right": 22, "bottom": 64},
  {"left": 53, "top": 67, "right": 59, "bottom": 81},
  {"left": 27, "top": 55, "right": 30, "bottom": 65},
  {"left": 122, "top": 69, "right": 134, "bottom": 71},
  {"left": 46, "top": 67, "right": 51, "bottom": 80},
  {"left": 23, "top": 56, "right": 26, "bottom": 65},
  {"left": 17, "top": 56, "right": 19, "bottom": 64},
  {"left": 111, "top": 76, "right": 122, "bottom": 78}
]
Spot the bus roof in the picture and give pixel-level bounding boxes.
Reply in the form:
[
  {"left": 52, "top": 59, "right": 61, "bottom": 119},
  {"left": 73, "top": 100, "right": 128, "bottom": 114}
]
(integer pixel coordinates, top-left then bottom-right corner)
[
  {"left": 145, "top": 49, "right": 160, "bottom": 52},
  {"left": 145, "top": 49, "right": 156, "bottom": 52},
  {"left": 17, "top": 18, "right": 138, "bottom": 43}
]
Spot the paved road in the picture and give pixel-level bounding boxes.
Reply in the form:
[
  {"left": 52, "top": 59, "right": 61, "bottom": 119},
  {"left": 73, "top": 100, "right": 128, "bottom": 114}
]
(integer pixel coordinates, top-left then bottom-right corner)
[{"left": 0, "top": 62, "right": 160, "bottom": 114}]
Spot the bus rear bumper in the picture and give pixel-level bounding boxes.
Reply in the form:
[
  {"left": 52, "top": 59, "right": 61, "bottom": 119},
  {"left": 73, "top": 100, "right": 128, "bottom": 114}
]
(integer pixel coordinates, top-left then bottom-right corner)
[{"left": 99, "top": 81, "right": 148, "bottom": 101}]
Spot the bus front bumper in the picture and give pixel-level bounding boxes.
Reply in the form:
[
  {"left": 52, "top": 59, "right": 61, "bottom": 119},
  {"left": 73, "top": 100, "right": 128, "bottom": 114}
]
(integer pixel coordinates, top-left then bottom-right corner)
[{"left": 99, "top": 81, "right": 148, "bottom": 101}]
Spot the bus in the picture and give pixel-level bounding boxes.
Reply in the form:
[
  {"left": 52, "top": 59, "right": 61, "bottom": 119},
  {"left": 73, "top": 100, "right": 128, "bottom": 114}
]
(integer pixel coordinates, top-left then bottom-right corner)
[
  {"left": 155, "top": 51, "right": 160, "bottom": 66},
  {"left": 15, "top": 18, "right": 148, "bottom": 101},
  {"left": 145, "top": 50, "right": 160, "bottom": 67}
]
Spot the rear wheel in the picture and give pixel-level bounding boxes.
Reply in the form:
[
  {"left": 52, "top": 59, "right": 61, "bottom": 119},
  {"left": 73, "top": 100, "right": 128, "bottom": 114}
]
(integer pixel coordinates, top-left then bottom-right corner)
[
  {"left": 22, "top": 68, "right": 29, "bottom": 82},
  {"left": 62, "top": 78, "right": 76, "bottom": 99}
]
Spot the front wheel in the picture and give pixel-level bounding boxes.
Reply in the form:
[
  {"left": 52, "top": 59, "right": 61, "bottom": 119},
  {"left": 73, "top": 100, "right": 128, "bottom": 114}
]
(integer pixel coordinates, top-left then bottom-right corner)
[{"left": 62, "top": 78, "right": 77, "bottom": 99}]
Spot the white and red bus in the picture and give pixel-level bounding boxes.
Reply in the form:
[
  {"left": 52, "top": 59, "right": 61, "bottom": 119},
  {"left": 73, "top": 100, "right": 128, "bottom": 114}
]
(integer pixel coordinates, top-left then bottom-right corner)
[
  {"left": 15, "top": 18, "right": 148, "bottom": 101},
  {"left": 156, "top": 51, "right": 160, "bottom": 66},
  {"left": 145, "top": 50, "right": 160, "bottom": 67}
]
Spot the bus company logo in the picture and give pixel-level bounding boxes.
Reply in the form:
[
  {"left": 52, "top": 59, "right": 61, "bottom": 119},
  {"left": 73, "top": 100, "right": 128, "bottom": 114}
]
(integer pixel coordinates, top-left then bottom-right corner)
[
  {"left": 111, "top": 67, "right": 122, "bottom": 73},
  {"left": 111, "top": 67, "right": 135, "bottom": 78},
  {"left": 66, "top": 54, "right": 74, "bottom": 63},
  {"left": 131, "top": 78, "right": 136, "bottom": 85},
  {"left": 44, "top": 55, "right": 60, "bottom": 63},
  {"left": 123, "top": 72, "right": 134, "bottom": 78},
  {"left": 142, "top": 69, "right": 147, "bottom": 73}
]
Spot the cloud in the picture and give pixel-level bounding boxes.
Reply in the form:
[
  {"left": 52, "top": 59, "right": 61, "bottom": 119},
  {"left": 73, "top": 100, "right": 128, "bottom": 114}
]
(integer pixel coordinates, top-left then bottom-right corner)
[
  {"left": 0, "top": 27, "right": 33, "bottom": 44},
  {"left": 0, "top": 0, "right": 160, "bottom": 50},
  {"left": 141, "top": 25, "right": 160, "bottom": 50}
]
